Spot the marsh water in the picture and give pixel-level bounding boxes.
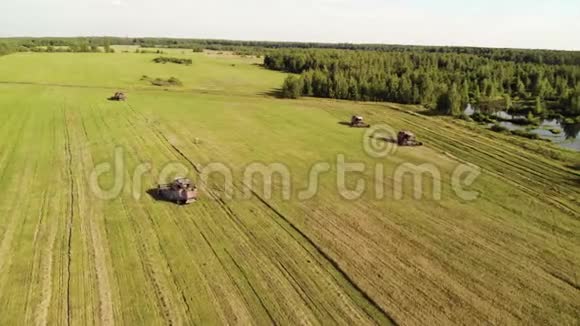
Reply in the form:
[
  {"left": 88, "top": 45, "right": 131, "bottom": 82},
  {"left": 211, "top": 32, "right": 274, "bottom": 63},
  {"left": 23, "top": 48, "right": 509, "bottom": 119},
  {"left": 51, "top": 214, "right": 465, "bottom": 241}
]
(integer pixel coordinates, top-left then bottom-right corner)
[{"left": 464, "top": 105, "right": 580, "bottom": 151}]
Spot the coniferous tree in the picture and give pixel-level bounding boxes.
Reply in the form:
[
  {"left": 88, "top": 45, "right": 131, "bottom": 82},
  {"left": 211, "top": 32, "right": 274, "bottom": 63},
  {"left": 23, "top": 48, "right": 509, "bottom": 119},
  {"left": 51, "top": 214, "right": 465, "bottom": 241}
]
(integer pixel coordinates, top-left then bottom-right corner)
[
  {"left": 461, "top": 79, "right": 470, "bottom": 108},
  {"left": 348, "top": 77, "right": 360, "bottom": 100},
  {"left": 449, "top": 84, "right": 463, "bottom": 116},
  {"left": 516, "top": 78, "right": 527, "bottom": 98},
  {"left": 564, "top": 89, "right": 580, "bottom": 116},
  {"left": 534, "top": 96, "right": 544, "bottom": 115},
  {"left": 436, "top": 92, "right": 452, "bottom": 115},
  {"left": 504, "top": 94, "right": 512, "bottom": 111},
  {"left": 398, "top": 76, "right": 413, "bottom": 103},
  {"left": 302, "top": 71, "right": 314, "bottom": 96}
]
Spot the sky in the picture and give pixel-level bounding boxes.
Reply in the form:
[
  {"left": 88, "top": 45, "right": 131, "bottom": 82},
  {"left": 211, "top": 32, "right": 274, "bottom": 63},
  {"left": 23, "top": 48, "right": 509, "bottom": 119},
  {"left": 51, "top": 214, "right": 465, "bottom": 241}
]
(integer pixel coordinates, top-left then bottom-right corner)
[{"left": 1, "top": 0, "right": 579, "bottom": 50}]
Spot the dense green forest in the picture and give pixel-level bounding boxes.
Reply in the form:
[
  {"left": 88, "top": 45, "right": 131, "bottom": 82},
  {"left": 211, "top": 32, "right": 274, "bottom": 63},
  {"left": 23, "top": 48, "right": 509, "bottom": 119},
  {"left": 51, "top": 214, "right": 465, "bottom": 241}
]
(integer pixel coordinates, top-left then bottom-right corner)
[{"left": 265, "top": 50, "right": 580, "bottom": 117}]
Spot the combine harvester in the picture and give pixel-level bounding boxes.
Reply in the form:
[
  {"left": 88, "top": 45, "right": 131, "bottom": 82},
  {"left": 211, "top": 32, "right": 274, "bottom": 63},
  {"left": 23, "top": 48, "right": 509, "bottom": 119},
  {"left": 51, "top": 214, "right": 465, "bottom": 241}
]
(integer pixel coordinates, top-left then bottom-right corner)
[
  {"left": 349, "top": 116, "right": 371, "bottom": 128},
  {"left": 397, "top": 131, "right": 423, "bottom": 146},
  {"left": 156, "top": 178, "right": 198, "bottom": 205},
  {"left": 109, "top": 91, "right": 127, "bottom": 101}
]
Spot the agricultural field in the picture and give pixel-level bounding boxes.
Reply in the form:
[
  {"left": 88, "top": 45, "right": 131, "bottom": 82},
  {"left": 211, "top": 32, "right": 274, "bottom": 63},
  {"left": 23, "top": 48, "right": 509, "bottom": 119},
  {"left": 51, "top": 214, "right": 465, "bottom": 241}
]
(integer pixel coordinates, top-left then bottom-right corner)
[{"left": 0, "top": 50, "right": 578, "bottom": 325}]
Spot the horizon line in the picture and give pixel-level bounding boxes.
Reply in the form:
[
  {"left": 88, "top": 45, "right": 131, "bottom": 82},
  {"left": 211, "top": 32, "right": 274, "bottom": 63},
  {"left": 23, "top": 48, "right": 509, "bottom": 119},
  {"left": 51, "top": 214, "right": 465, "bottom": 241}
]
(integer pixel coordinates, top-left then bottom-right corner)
[{"left": 1, "top": 35, "right": 579, "bottom": 53}]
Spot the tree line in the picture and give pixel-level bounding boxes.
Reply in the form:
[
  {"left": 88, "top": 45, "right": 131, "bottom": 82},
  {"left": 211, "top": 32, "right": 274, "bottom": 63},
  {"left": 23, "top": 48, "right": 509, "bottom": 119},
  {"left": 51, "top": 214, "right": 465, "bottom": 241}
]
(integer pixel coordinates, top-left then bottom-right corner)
[
  {"left": 153, "top": 56, "right": 192, "bottom": 65},
  {"left": 3, "top": 37, "right": 580, "bottom": 65},
  {"left": 0, "top": 43, "right": 12, "bottom": 56},
  {"left": 0, "top": 39, "right": 115, "bottom": 54},
  {"left": 266, "top": 49, "right": 580, "bottom": 117}
]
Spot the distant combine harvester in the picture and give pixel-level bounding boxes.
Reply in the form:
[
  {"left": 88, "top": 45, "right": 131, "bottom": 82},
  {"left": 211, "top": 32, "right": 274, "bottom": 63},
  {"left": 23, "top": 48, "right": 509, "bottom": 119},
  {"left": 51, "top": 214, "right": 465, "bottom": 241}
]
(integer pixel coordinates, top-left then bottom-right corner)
[{"left": 109, "top": 92, "right": 127, "bottom": 101}]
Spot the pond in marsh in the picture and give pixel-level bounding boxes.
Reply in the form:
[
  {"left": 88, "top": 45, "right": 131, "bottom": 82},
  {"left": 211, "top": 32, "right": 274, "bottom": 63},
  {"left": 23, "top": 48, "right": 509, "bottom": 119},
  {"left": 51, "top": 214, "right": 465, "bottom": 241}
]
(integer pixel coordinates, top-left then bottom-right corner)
[{"left": 464, "top": 104, "right": 580, "bottom": 151}]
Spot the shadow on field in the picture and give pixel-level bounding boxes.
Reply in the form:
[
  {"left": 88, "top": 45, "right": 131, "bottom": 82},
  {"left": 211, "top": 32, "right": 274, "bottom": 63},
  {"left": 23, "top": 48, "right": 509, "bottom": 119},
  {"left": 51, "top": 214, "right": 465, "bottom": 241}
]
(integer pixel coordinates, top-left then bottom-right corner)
[
  {"left": 419, "top": 110, "right": 446, "bottom": 117},
  {"left": 369, "top": 135, "right": 398, "bottom": 144},
  {"left": 259, "top": 88, "right": 284, "bottom": 98},
  {"left": 337, "top": 122, "right": 375, "bottom": 130},
  {"left": 568, "top": 163, "right": 580, "bottom": 171},
  {"left": 146, "top": 188, "right": 175, "bottom": 203}
]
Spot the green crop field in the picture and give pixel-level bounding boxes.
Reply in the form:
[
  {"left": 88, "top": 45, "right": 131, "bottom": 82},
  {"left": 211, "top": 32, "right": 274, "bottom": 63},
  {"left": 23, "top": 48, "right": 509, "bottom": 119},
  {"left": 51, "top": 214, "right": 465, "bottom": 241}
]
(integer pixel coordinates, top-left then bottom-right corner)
[{"left": 0, "top": 50, "right": 578, "bottom": 325}]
